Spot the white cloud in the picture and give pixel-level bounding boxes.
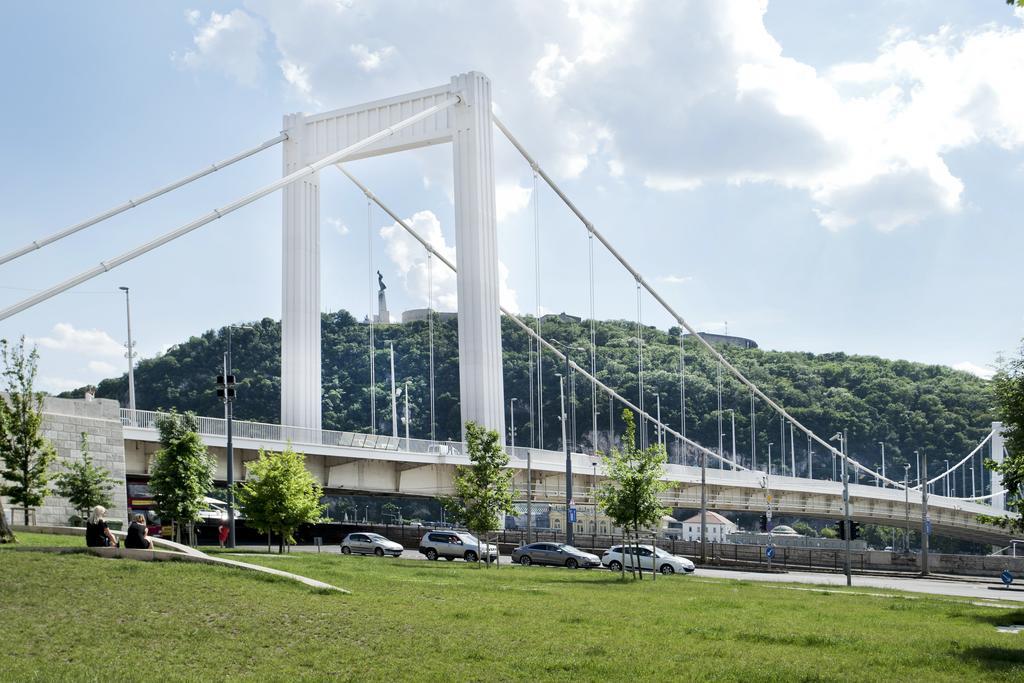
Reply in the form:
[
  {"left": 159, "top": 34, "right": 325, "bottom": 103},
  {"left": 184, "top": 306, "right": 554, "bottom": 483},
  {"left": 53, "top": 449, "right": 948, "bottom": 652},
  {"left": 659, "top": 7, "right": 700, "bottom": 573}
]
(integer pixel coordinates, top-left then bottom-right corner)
[
  {"left": 658, "top": 274, "right": 694, "bottom": 285},
  {"left": 185, "top": 9, "right": 200, "bottom": 25},
  {"left": 349, "top": 43, "right": 395, "bottom": 72},
  {"left": 87, "top": 360, "right": 118, "bottom": 375},
  {"left": 176, "top": 9, "right": 266, "bottom": 87},
  {"left": 378, "top": 210, "right": 520, "bottom": 313},
  {"left": 495, "top": 182, "right": 532, "bottom": 222},
  {"left": 280, "top": 59, "right": 314, "bottom": 99},
  {"left": 236, "top": 0, "right": 1024, "bottom": 233},
  {"left": 952, "top": 361, "right": 995, "bottom": 380},
  {"left": 325, "top": 217, "right": 349, "bottom": 236},
  {"left": 29, "top": 323, "right": 123, "bottom": 357}
]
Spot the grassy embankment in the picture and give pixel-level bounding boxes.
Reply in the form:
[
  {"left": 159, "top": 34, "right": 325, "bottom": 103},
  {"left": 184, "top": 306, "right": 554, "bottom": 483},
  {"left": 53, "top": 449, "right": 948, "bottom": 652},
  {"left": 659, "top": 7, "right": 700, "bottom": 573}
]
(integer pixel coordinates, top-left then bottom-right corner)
[{"left": 1, "top": 537, "right": 1022, "bottom": 681}]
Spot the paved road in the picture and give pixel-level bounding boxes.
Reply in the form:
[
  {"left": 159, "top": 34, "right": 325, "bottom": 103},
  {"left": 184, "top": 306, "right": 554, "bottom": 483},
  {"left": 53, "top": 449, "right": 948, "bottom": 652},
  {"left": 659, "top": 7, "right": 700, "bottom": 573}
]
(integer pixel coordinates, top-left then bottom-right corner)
[{"left": 251, "top": 544, "right": 1024, "bottom": 603}]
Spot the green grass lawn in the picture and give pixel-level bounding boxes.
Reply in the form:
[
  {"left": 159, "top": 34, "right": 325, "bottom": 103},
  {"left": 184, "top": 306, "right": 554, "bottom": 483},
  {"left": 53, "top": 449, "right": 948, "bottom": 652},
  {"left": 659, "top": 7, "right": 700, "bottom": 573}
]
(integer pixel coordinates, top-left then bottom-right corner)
[
  {"left": 5, "top": 531, "right": 92, "bottom": 548},
  {"left": 1, "top": 547, "right": 1022, "bottom": 682}
]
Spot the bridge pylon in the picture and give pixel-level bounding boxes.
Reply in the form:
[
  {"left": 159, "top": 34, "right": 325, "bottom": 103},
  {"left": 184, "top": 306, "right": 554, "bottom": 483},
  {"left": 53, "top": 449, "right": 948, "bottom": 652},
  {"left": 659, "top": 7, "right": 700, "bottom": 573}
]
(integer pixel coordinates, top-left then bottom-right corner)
[{"left": 280, "top": 72, "right": 505, "bottom": 442}]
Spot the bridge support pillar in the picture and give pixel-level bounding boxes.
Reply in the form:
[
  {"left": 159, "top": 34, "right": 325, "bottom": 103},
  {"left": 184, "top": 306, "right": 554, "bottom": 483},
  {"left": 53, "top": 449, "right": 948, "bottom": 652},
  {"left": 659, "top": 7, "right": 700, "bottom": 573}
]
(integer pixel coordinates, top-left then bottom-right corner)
[
  {"left": 281, "top": 112, "right": 322, "bottom": 431},
  {"left": 451, "top": 72, "right": 506, "bottom": 443},
  {"left": 992, "top": 421, "right": 1005, "bottom": 512}
]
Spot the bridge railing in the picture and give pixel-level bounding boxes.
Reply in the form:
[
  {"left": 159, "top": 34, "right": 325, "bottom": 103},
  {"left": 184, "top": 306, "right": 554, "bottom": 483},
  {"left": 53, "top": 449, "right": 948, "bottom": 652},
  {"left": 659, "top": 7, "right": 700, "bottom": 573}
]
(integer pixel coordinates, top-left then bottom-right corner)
[{"left": 120, "top": 408, "right": 575, "bottom": 463}]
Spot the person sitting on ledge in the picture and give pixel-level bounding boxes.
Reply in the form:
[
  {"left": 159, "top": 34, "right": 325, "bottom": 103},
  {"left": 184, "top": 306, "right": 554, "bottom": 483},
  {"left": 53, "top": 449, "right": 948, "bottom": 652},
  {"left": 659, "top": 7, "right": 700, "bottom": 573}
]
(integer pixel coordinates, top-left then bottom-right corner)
[
  {"left": 85, "top": 506, "right": 118, "bottom": 548},
  {"left": 125, "top": 513, "right": 153, "bottom": 550}
]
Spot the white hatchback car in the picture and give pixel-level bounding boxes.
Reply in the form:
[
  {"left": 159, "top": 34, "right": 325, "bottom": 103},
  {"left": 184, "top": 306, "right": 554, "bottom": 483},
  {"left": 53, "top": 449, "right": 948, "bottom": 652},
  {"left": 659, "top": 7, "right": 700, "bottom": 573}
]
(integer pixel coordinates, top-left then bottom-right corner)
[
  {"left": 601, "top": 545, "right": 695, "bottom": 575},
  {"left": 340, "top": 532, "right": 404, "bottom": 557}
]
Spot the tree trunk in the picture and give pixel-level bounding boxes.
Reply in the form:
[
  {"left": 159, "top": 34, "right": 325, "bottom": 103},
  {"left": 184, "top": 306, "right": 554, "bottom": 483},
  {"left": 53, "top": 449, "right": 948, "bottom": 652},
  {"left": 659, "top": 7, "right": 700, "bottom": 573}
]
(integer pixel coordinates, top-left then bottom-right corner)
[
  {"left": 0, "top": 498, "right": 15, "bottom": 543},
  {"left": 267, "top": 531, "right": 271, "bottom": 554},
  {"left": 23, "top": 506, "right": 29, "bottom": 526}
]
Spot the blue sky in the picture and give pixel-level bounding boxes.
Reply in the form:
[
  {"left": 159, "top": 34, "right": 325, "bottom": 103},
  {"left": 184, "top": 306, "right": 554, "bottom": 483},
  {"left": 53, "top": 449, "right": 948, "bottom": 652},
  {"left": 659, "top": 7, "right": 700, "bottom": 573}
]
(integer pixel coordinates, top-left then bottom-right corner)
[{"left": 1, "top": 1, "right": 1022, "bottom": 394}]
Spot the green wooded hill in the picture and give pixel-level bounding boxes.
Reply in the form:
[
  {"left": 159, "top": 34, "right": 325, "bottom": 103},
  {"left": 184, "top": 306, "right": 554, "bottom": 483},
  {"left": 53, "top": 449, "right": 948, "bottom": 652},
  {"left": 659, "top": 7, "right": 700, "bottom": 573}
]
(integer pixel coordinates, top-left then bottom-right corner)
[{"left": 60, "top": 311, "right": 995, "bottom": 480}]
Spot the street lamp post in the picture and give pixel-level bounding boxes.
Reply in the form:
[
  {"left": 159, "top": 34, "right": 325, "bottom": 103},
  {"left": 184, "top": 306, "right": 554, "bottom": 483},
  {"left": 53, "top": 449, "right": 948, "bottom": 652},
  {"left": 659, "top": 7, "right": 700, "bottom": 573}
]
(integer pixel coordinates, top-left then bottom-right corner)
[
  {"left": 656, "top": 394, "right": 663, "bottom": 447},
  {"left": 904, "top": 464, "right": 911, "bottom": 552},
  {"left": 403, "top": 381, "right": 411, "bottom": 450},
  {"left": 918, "top": 449, "right": 930, "bottom": 576},
  {"left": 878, "top": 442, "right": 886, "bottom": 484},
  {"left": 944, "top": 459, "right": 950, "bottom": 498},
  {"left": 557, "top": 372, "right": 573, "bottom": 546},
  {"left": 389, "top": 342, "right": 398, "bottom": 438},
  {"left": 512, "top": 397, "right": 531, "bottom": 544},
  {"left": 831, "top": 431, "right": 852, "bottom": 586},
  {"left": 767, "top": 442, "right": 774, "bottom": 477},
  {"left": 118, "top": 287, "right": 137, "bottom": 417}
]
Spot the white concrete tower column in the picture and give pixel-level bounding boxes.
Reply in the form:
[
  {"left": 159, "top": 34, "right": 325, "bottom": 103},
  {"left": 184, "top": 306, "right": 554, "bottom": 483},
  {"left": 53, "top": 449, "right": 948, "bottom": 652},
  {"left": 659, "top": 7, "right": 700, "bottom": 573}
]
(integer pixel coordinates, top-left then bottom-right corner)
[
  {"left": 991, "top": 421, "right": 1005, "bottom": 511},
  {"left": 450, "top": 72, "right": 506, "bottom": 442},
  {"left": 281, "top": 113, "right": 322, "bottom": 430}
]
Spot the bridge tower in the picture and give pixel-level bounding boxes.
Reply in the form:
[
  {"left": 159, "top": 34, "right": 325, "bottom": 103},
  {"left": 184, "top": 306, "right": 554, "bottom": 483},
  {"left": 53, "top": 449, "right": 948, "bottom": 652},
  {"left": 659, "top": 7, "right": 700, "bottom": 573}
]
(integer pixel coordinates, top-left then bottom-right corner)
[{"left": 281, "top": 72, "right": 506, "bottom": 442}]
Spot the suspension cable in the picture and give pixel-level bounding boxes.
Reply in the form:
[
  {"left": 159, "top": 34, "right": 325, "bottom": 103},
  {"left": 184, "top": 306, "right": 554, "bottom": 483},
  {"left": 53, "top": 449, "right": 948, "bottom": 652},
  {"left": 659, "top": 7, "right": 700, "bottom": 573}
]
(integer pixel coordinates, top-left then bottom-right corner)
[
  {"left": 367, "top": 200, "right": 376, "bottom": 435},
  {"left": 0, "top": 96, "right": 461, "bottom": 321},
  {"left": 589, "top": 231, "right": 598, "bottom": 454},
  {"left": 917, "top": 431, "right": 993, "bottom": 489},
  {"left": 636, "top": 280, "right": 645, "bottom": 450},
  {"left": 0, "top": 133, "right": 288, "bottom": 268},
  {"left": 493, "top": 115, "right": 901, "bottom": 486},
  {"left": 336, "top": 166, "right": 743, "bottom": 469},
  {"left": 533, "top": 170, "right": 544, "bottom": 450},
  {"left": 427, "top": 252, "right": 436, "bottom": 443}
]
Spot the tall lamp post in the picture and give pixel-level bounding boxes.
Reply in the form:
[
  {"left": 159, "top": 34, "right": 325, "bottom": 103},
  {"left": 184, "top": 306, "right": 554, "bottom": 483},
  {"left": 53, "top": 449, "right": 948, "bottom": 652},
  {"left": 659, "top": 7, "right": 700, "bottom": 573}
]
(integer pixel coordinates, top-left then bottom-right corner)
[
  {"left": 552, "top": 341, "right": 582, "bottom": 546},
  {"left": 389, "top": 341, "right": 398, "bottom": 438},
  {"left": 218, "top": 323, "right": 253, "bottom": 549},
  {"left": 512, "top": 397, "right": 531, "bottom": 543},
  {"left": 403, "top": 381, "right": 411, "bottom": 450},
  {"left": 830, "top": 431, "right": 852, "bottom": 586},
  {"left": 767, "top": 442, "right": 774, "bottom": 477},
  {"left": 903, "top": 463, "right": 911, "bottom": 552},
  {"left": 878, "top": 441, "right": 886, "bottom": 485},
  {"left": 724, "top": 409, "right": 736, "bottom": 468},
  {"left": 918, "top": 449, "right": 930, "bottom": 576},
  {"left": 118, "top": 286, "right": 137, "bottom": 417}
]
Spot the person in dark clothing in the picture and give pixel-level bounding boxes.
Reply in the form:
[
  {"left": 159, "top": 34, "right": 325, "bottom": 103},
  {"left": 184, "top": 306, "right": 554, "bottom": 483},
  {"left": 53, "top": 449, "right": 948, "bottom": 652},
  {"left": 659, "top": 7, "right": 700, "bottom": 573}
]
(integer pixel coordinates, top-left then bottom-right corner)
[
  {"left": 85, "top": 506, "right": 118, "bottom": 548},
  {"left": 125, "top": 513, "right": 153, "bottom": 550}
]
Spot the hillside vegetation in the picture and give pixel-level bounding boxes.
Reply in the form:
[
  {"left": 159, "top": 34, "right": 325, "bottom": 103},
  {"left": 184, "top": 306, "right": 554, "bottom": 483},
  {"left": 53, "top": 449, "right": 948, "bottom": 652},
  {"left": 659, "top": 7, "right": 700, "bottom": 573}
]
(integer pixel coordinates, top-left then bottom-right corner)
[{"left": 61, "top": 311, "right": 995, "bottom": 477}]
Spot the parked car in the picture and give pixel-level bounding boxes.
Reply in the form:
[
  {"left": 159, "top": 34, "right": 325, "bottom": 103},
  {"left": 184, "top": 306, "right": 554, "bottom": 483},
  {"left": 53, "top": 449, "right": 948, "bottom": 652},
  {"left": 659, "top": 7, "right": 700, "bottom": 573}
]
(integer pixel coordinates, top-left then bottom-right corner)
[
  {"left": 340, "top": 532, "right": 404, "bottom": 557},
  {"left": 510, "top": 542, "right": 601, "bottom": 569},
  {"left": 418, "top": 530, "right": 498, "bottom": 563},
  {"left": 601, "top": 545, "right": 696, "bottom": 575}
]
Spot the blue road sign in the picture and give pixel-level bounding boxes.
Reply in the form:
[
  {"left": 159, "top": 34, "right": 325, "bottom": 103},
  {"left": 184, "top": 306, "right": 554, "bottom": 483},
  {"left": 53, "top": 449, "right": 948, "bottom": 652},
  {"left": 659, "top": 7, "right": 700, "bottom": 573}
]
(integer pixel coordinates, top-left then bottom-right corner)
[
  {"left": 1001, "top": 570, "right": 1013, "bottom": 587},
  {"left": 766, "top": 546, "right": 776, "bottom": 560},
  {"left": 569, "top": 507, "right": 577, "bottom": 524}
]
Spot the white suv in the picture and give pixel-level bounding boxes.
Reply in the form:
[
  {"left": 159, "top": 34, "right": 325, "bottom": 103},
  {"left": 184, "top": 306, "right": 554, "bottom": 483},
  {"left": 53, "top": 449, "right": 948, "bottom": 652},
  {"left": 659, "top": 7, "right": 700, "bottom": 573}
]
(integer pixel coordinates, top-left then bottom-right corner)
[
  {"left": 601, "top": 545, "right": 695, "bottom": 575},
  {"left": 418, "top": 530, "right": 498, "bottom": 563}
]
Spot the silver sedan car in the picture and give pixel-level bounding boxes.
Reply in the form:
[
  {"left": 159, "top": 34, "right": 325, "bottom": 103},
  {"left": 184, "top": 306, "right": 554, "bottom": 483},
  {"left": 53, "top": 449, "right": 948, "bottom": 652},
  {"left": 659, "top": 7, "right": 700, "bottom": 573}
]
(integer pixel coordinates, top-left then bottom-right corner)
[
  {"left": 340, "top": 532, "right": 404, "bottom": 557},
  {"left": 510, "top": 542, "right": 601, "bottom": 569}
]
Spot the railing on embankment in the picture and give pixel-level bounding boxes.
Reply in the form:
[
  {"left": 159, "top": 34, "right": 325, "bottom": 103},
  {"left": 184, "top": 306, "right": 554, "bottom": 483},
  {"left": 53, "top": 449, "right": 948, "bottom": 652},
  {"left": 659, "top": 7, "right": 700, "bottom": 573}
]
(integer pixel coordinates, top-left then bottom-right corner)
[{"left": 285, "top": 522, "right": 1024, "bottom": 578}]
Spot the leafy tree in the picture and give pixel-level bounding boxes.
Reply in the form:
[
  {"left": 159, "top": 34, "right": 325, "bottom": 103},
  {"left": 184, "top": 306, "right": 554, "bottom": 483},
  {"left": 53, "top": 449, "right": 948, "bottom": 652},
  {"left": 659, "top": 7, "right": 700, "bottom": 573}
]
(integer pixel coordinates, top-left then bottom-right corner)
[
  {"left": 1008, "top": 1, "right": 1024, "bottom": 9},
  {"left": 0, "top": 338, "right": 57, "bottom": 525},
  {"left": 382, "top": 501, "right": 401, "bottom": 524},
  {"left": 820, "top": 526, "right": 838, "bottom": 539},
  {"left": 54, "top": 433, "right": 115, "bottom": 524},
  {"left": 597, "top": 409, "right": 669, "bottom": 579},
  {"left": 148, "top": 412, "right": 214, "bottom": 545},
  {"left": 0, "top": 497, "right": 12, "bottom": 543},
  {"left": 441, "top": 422, "right": 516, "bottom": 566},
  {"left": 235, "top": 445, "right": 327, "bottom": 552},
  {"left": 979, "top": 341, "right": 1024, "bottom": 533}
]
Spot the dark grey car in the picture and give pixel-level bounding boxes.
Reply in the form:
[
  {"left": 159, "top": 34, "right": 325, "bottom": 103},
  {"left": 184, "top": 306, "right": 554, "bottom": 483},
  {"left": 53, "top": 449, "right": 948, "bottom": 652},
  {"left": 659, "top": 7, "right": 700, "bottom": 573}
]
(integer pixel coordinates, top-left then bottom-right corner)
[{"left": 510, "top": 542, "right": 601, "bottom": 569}]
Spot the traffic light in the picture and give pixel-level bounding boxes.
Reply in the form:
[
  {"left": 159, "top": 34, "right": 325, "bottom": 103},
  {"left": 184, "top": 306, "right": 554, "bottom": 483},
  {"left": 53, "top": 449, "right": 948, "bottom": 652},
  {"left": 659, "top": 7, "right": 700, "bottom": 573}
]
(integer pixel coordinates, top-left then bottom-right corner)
[
  {"left": 849, "top": 522, "right": 861, "bottom": 540},
  {"left": 216, "top": 374, "right": 236, "bottom": 400},
  {"left": 835, "top": 521, "right": 846, "bottom": 540},
  {"left": 759, "top": 514, "right": 768, "bottom": 532}
]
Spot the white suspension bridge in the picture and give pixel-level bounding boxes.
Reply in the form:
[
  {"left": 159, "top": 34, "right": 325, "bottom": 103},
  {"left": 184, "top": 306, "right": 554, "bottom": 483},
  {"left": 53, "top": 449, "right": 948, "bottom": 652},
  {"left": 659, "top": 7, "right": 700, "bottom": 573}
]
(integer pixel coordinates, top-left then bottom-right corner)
[{"left": 3, "top": 72, "right": 1015, "bottom": 546}]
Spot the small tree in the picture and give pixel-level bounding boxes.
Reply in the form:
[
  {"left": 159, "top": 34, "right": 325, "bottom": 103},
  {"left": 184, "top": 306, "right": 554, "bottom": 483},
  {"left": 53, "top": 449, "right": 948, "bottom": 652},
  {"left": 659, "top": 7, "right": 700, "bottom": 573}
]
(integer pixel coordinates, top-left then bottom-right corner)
[
  {"left": 55, "top": 433, "right": 115, "bottom": 525},
  {"left": 597, "top": 409, "right": 669, "bottom": 579},
  {"left": 441, "top": 422, "right": 516, "bottom": 567},
  {"left": 235, "top": 445, "right": 327, "bottom": 553},
  {"left": 382, "top": 502, "right": 402, "bottom": 524},
  {"left": 0, "top": 337, "right": 57, "bottom": 525},
  {"left": 149, "top": 412, "right": 214, "bottom": 545}
]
